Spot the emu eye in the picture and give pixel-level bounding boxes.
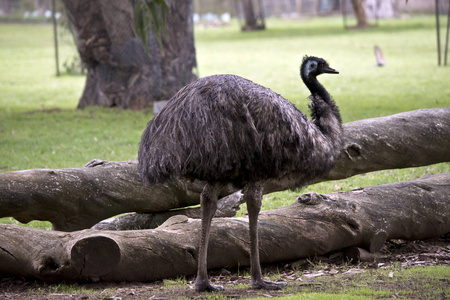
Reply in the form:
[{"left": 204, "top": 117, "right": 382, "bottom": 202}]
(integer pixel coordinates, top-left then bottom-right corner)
[{"left": 309, "top": 62, "right": 317, "bottom": 70}]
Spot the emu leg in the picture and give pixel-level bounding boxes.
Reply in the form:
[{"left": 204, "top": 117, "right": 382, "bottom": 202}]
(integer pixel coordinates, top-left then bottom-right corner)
[
  {"left": 244, "top": 182, "right": 287, "bottom": 290},
  {"left": 194, "top": 183, "right": 224, "bottom": 292}
]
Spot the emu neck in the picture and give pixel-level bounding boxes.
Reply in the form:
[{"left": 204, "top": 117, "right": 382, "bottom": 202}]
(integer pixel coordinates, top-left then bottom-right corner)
[
  {"left": 304, "top": 76, "right": 342, "bottom": 138},
  {"left": 304, "top": 76, "right": 329, "bottom": 104}
]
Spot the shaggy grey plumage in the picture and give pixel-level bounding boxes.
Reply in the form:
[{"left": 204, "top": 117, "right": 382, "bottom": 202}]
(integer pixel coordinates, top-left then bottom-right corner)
[{"left": 138, "top": 56, "right": 342, "bottom": 292}]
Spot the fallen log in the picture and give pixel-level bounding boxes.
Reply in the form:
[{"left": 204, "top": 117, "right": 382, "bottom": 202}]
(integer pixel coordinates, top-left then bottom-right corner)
[
  {"left": 1, "top": 108, "right": 449, "bottom": 231},
  {"left": 92, "top": 191, "right": 244, "bottom": 230},
  {"left": 321, "top": 107, "right": 450, "bottom": 181},
  {"left": 0, "top": 160, "right": 236, "bottom": 231},
  {"left": 1, "top": 173, "right": 448, "bottom": 282}
]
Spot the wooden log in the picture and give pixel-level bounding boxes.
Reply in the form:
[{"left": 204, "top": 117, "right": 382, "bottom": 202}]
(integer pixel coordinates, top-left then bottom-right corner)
[
  {"left": 1, "top": 108, "right": 449, "bottom": 231},
  {"left": 0, "top": 160, "right": 198, "bottom": 231},
  {"left": 322, "top": 107, "right": 450, "bottom": 181},
  {"left": 92, "top": 191, "right": 244, "bottom": 230},
  {"left": 1, "top": 173, "right": 449, "bottom": 282},
  {"left": 0, "top": 159, "right": 236, "bottom": 231}
]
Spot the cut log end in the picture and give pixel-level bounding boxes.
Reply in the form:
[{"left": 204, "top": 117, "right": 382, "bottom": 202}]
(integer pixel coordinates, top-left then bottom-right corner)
[{"left": 71, "top": 236, "right": 121, "bottom": 279}]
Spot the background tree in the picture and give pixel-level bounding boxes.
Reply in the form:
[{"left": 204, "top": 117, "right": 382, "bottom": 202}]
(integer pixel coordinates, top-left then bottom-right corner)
[
  {"left": 240, "top": 0, "right": 265, "bottom": 31},
  {"left": 0, "top": 0, "right": 10, "bottom": 15},
  {"left": 350, "top": 0, "right": 369, "bottom": 28},
  {"left": 62, "top": 0, "right": 197, "bottom": 110}
]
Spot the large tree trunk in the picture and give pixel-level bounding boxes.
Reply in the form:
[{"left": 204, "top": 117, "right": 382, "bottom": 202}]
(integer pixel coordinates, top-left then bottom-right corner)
[
  {"left": 1, "top": 108, "right": 449, "bottom": 231},
  {"left": 350, "top": 0, "right": 369, "bottom": 28},
  {"left": 62, "top": 0, "right": 197, "bottom": 109},
  {"left": 1, "top": 173, "right": 448, "bottom": 282}
]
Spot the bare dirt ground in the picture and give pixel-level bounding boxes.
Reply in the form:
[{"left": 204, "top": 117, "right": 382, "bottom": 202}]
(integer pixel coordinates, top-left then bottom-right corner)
[{"left": 1, "top": 234, "right": 449, "bottom": 299}]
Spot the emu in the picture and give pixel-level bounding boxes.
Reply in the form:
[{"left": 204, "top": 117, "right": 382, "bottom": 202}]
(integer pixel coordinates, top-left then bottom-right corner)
[{"left": 138, "top": 56, "right": 342, "bottom": 292}]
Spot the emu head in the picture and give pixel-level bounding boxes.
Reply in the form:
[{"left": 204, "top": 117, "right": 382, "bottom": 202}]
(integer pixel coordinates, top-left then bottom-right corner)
[{"left": 300, "top": 56, "right": 339, "bottom": 80}]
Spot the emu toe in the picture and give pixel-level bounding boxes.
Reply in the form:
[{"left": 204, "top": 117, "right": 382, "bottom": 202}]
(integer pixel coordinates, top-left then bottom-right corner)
[
  {"left": 252, "top": 279, "right": 287, "bottom": 290},
  {"left": 194, "top": 279, "right": 224, "bottom": 292}
]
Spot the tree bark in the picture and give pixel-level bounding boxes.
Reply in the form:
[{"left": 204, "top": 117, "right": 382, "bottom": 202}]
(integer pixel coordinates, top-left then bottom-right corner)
[
  {"left": 0, "top": 108, "right": 449, "bottom": 231},
  {"left": 1, "top": 173, "right": 449, "bottom": 282},
  {"left": 62, "top": 0, "right": 197, "bottom": 109},
  {"left": 150, "top": 0, "right": 198, "bottom": 100},
  {"left": 350, "top": 0, "right": 369, "bottom": 28}
]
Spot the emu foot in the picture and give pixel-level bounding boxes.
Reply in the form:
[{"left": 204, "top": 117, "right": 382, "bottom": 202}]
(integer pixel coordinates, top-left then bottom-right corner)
[
  {"left": 194, "top": 280, "right": 224, "bottom": 292},
  {"left": 252, "top": 279, "right": 287, "bottom": 290}
]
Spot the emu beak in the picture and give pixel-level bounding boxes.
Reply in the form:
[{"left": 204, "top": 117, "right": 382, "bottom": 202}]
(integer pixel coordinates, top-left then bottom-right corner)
[{"left": 323, "top": 66, "right": 339, "bottom": 74}]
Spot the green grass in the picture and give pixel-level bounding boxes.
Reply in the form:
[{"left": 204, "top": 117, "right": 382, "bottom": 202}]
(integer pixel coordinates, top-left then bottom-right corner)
[
  {"left": 248, "top": 265, "right": 450, "bottom": 299},
  {"left": 0, "top": 24, "right": 148, "bottom": 170},
  {"left": 1, "top": 107, "right": 148, "bottom": 170},
  {"left": 17, "top": 264, "right": 449, "bottom": 299},
  {"left": 196, "top": 16, "right": 450, "bottom": 121},
  {"left": 1, "top": 16, "right": 449, "bottom": 224},
  {"left": 34, "top": 282, "right": 95, "bottom": 295}
]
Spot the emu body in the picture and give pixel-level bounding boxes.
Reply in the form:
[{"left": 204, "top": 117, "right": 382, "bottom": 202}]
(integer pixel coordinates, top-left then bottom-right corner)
[{"left": 138, "top": 56, "right": 342, "bottom": 291}]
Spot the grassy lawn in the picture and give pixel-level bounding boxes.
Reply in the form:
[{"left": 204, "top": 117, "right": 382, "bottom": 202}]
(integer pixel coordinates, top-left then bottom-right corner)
[
  {"left": 249, "top": 265, "right": 450, "bottom": 300},
  {"left": 1, "top": 17, "right": 449, "bottom": 215},
  {"left": 0, "top": 15, "right": 449, "bottom": 299}
]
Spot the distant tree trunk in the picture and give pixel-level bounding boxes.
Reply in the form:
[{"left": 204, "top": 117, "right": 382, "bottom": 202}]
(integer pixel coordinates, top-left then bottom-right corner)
[
  {"left": 241, "top": 0, "right": 265, "bottom": 31},
  {"left": 62, "top": 0, "right": 197, "bottom": 110},
  {"left": 0, "top": 0, "right": 10, "bottom": 15},
  {"left": 350, "top": 0, "right": 369, "bottom": 28},
  {"left": 295, "top": 0, "right": 302, "bottom": 15},
  {"left": 35, "top": 0, "right": 48, "bottom": 15}
]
